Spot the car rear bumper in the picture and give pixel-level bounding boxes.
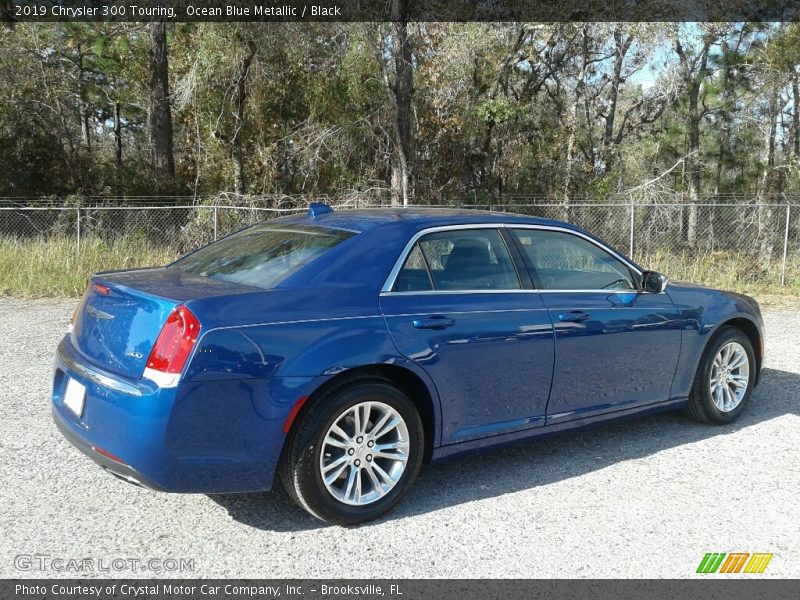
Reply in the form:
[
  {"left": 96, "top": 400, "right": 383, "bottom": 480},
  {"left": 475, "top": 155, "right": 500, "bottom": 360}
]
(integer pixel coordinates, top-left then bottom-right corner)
[
  {"left": 52, "top": 406, "right": 166, "bottom": 491},
  {"left": 52, "top": 335, "right": 319, "bottom": 494}
]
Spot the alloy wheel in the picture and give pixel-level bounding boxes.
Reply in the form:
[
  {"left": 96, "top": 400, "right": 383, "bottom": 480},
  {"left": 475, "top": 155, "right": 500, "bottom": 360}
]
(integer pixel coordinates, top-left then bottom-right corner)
[
  {"left": 709, "top": 341, "right": 750, "bottom": 413},
  {"left": 319, "top": 401, "right": 410, "bottom": 506}
]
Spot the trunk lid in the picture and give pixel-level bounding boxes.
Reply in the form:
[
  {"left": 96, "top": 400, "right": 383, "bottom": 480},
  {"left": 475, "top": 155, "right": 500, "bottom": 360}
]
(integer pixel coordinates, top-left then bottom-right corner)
[{"left": 70, "top": 267, "right": 257, "bottom": 379}]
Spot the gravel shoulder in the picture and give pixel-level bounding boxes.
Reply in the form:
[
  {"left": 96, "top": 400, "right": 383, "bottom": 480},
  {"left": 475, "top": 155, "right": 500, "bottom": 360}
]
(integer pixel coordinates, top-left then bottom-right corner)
[{"left": 0, "top": 297, "right": 798, "bottom": 578}]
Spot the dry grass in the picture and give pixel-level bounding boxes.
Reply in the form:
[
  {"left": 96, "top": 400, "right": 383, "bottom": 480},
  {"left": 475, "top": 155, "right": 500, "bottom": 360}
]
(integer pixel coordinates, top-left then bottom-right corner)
[
  {"left": 639, "top": 249, "right": 800, "bottom": 299},
  {"left": 0, "top": 236, "right": 178, "bottom": 298},
  {"left": 1, "top": 236, "right": 799, "bottom": 304}
]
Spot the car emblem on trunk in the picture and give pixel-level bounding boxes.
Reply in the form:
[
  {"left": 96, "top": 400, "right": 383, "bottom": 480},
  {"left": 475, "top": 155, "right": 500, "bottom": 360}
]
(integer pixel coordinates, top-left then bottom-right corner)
[
  {"left": 126, "top": 351, "right": 144, "bottom": 359},
  {"left": 86, "top": 304, "right": 114, "bottom": 320}
]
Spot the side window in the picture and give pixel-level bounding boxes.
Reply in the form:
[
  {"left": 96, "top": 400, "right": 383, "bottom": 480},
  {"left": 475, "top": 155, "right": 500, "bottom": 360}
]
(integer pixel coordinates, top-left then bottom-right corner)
[
  {"left": 397, "top": 228, "right": 520, "bottom": 291},
  {"left": 512, "top": 229, "right": 636, "bottom": 291},
  {"left": 394, "top": 244, "right": 433, "bottom": 292}
]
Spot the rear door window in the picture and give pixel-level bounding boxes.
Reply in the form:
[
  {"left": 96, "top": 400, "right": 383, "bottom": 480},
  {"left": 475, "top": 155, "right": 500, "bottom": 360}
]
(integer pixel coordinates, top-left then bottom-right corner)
[
  {"left": 394, "top": 228, "right": 520, "bottom": 291},
  {"left": 172, "top": 224, "right": 355, "bottom": 289},
  {"left": 394, "top": 244, "right": 434, "bottom": 292}
]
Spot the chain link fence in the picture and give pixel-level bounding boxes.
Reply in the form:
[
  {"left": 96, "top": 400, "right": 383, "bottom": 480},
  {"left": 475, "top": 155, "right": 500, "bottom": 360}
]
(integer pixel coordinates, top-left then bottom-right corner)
[{"left": 1, "top": 197, "right": 798, "bottom": 290}]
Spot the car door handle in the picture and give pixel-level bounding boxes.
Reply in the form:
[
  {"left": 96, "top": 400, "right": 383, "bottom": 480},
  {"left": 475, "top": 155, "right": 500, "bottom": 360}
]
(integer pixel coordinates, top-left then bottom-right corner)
[
  {"left": 413, "top": 316, "right": 456, "bottom": 330},
  {"left": 558, "top": 311, "right": 591, "bottom": 323}
]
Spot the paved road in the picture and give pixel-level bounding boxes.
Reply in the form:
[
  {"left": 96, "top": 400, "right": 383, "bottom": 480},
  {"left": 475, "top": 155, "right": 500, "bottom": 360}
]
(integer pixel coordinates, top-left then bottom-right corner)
[{"left": 1, "top": 298, "right": 797, "bottom": 578}]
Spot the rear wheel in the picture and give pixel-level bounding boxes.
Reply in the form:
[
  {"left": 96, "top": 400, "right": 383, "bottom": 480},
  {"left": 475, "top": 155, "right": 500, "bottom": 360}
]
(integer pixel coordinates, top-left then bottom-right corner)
[
  {"left": 685, "top": 327, "right": 755, "bottom": 424},
  {"left": 279, "top": 378, "right": 424, "bottom": 525}
]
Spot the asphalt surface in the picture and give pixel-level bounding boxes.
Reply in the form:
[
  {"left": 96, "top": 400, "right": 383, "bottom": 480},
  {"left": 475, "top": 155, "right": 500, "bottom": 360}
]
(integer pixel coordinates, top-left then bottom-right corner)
[{"left": 1, "top": 297, "right": 798, "bottom": 578}]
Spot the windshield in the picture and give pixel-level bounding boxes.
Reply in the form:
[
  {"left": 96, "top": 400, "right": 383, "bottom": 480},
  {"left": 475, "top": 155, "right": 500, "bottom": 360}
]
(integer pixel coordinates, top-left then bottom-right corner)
[{"left": 171, "top": 223, "right": 355, "bottom": 289}]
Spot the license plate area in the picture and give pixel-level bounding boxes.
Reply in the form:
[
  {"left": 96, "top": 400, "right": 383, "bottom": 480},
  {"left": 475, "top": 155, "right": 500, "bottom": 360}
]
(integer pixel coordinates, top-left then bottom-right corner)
[{"left": 63, "top": 377, "right": 86, "bottom": 418}]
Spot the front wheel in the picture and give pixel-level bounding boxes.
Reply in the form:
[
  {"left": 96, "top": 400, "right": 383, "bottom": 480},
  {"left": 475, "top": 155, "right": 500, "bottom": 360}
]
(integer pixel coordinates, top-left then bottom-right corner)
[
  {"left": 685, "top": 327, "right": 756, "bottom": 424},
  {"left": 279, "top": 378, "right": 424, "bottom": 525}
]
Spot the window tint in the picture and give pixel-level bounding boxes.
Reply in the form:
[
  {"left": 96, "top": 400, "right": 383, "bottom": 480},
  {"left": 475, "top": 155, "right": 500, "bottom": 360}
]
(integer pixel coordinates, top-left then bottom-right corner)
[
  {"left": 394, "top": 244, "right": 433, "bottom": 292},
  {"left": 172, "top": 224, "right": 354, "bottom": 289},
  {"left": 394, "top": 228, "right": 519, "bottom": 291},
  {"left": 512, "top": 229, "right": 636, "bottom": 291}
]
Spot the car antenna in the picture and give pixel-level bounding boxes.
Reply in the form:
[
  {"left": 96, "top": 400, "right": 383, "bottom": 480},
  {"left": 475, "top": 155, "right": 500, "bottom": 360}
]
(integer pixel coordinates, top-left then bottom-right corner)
[{"left": 308, "top": 202, "right": 333, "bottom": 218}]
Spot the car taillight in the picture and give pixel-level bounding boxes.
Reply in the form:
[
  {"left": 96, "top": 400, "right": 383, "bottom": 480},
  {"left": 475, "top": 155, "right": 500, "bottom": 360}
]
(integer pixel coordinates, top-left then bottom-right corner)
[
  {"left": 68, "top": 280, "right": 89, "bottom": 333},
  {"left": 143, "top": 305, "right": 201, "bottom": 388},
  {"left": 68, "top": 305, "right": 79, "bottom": 333}
]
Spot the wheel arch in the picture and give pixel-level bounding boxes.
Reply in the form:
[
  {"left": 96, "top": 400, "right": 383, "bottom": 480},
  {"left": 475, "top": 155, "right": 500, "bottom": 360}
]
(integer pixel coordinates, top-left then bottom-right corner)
[
  {"left": 709, "top": 316, "right": 763, "bottom": 383},
  {"left": 284, "top": 364, "right": 439, "bottom": 464}
]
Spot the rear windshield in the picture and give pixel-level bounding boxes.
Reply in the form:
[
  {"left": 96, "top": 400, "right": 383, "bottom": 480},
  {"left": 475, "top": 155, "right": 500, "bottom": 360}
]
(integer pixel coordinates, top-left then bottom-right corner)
[{"left": 171, "top": 223, "right": 355, "bottom": 289}]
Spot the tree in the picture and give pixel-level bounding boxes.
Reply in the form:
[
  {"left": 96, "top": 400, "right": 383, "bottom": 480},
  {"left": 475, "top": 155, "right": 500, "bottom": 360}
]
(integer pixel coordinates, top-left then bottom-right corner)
[
  {"left": 229, "top": 32, "right": 257, "bottom": 195},
  {"left": 673, "top": 24, "right": 719, "bottom": 247},
  {"left": 375, "top": 0, "right": 415, "bottom": 206},
  {"left": 1, "top": 20, "right": 799, "bottom": 218},
  {"left": 148, "top": 22, "right": 175, "bottom": 193}
]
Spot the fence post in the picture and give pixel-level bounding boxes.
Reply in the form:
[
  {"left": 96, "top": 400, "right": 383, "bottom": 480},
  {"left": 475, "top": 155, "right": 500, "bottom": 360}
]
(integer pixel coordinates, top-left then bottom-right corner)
[
  {"left": 629, "top": 201, "right": 635, "bottom": 258},
  {"left": 75, "top": 206, "right": 81, "bottom": 252},
  {"left": 213, "top": 205, "right": 218, "bottom": 241},
  {"left": 781, "top": 203, "right": 790, "bottom": 287}
]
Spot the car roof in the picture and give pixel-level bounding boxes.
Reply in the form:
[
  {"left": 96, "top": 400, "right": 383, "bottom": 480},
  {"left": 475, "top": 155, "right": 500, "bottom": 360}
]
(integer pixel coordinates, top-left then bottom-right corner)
[
  {"left": 278, "top": 207, "right": 581, "bottom": 234},
  {"left": 257, "top": 206, "right": 643, "bottom": 291}
]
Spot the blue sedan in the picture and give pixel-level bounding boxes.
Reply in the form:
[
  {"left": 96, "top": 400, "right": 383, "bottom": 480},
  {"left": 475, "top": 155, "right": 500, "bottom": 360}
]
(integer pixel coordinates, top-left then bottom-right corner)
[{"left": 52, "top": 204, "right": 764, "bottom": 524}]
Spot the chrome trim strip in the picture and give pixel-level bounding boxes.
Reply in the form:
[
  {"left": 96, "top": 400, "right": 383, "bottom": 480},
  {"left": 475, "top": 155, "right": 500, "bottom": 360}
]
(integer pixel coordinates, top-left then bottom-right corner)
[
  {"left": 380, "top": 224, "right": 507, "bottom": 293},
  {"left": 381, "top": 289, "right": 530, "bottom": 295},
  {"left": 380, "top": 289, "right": 648, "bottom": 296},
  {"left": 381, "top": 222, "right": 643, "bottom": 294},
  {"left": 58, "top": 341, "right": 143, "bottom": 397}
]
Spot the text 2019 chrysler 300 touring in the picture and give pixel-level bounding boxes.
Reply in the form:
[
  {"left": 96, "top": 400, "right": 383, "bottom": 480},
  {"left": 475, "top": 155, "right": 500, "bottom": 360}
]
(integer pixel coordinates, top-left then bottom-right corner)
[{"left": 52, "top": 204, "right": 763, "bottom": 523}]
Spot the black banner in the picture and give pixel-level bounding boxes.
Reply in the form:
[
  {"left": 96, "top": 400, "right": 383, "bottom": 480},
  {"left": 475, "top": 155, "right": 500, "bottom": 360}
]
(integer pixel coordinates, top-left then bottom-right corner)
[
  {"left": 2, "top": 0, "right": 800, "bottom": 23},
  {"left": 6, "top": 580, "right": 800, "bottom": 600}
]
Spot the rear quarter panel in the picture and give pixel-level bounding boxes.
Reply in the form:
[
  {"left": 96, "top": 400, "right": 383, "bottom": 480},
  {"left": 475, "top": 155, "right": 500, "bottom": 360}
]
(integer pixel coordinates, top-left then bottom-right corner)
[{"left": 182, "top": 287, "right": 444, "bottom": 447}]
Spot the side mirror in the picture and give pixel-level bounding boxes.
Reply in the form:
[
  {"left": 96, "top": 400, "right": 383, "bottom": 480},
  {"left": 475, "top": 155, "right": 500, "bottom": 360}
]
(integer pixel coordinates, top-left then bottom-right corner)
[{"left": 641, "top": 270, "right": 668, "bottom": 293}]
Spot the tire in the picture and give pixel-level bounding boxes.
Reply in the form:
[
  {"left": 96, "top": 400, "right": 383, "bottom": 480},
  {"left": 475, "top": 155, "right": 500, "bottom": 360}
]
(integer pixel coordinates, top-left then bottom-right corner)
[
  {"left": 279, "top": 377, "right": 424, "bottom": 525},
  {"left": 685, "top": 326, "right": 756, "bottom": 425}
]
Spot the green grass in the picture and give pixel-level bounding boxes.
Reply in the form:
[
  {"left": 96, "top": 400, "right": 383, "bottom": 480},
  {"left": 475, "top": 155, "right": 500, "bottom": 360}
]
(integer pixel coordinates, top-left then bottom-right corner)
[
  {"left": 0, "top": 235, "right": 799, "bottom": 300},
  {"left": 0, "top": 236, "right": 179, "bottom": 298}
]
